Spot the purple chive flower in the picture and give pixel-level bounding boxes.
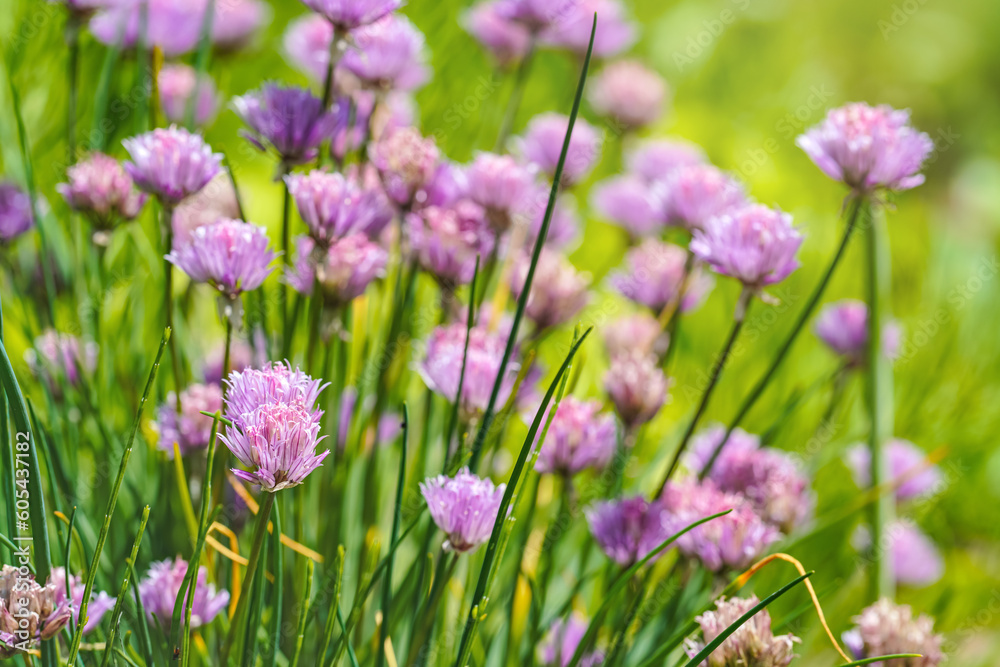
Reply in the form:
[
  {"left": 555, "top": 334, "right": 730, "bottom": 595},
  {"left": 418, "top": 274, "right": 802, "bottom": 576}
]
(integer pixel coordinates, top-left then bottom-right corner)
[
  {"left": 369, "top": 126, "right": 440, "bottom": 206},
  {"left": 419, "top": 322, "right": 518, "bottom": 418},
  {"left": 691, "top": 204, "right": 803, "bottom": 290},
  {"left": 662, "top": 478, "right": 780, "bottom": 572},
  {"left": 166, "top": 219, "right": 276, "bottom": 298},
  {"left": 298, "top": 0, "right": 402, "bottom": 32},
  {"left": 538, "top": 614, "right": 604, "bottom": 667},
  {"left": 224, "top": 362, "right": 326, "bottom": 425},
  {"left": 796, "top": 103, "right": 934, "bottom": 193},
  {"left": 587, "top": 496, "right": 671, "bottom": 566},
  {"left": 57, "top": 153, "right": 146, "bottom": 233},
  {"left": 814, "top": 299, "right": 902, "bottom": 366},
  {"left": 845, "top": 439, "right": 941, "bottom": 501},
  {"left": 842, "top": 599, "right": 944, "bottom": 667},
  {"left": 233, "top": 84, "right": 340, "bottom": 166},
  {"left": 287, "top": 234, "right": 388, "bottom": 304},
  {"left": 466, "top": 152, "right": 537, "bottom": 232},
  {"left": 420, "top": 468, "right": 506, "bottom": 553},
  {"left": 0, "top": 565, "right": 73, "bottom": 656},
  {"left": 684, "top": 595, "right": 799, "bottom": 667},
  {"left": 604, "top": 312, "right": 667, "bottom": 359},
  {"left": 591, "top": 175, "right": 666, "bottom": 238},
  {"left": 542, "top": 0, "right": 635, "bottom": 57},
  {"left": 0, "top": 182, "right": 33, "bottom": 243},
  {"left": 496, "top": 0, "right": 576, "bottom": 33},
  {"left": 138, "top": 557, "right": 229, "bottom": 629},
  {"left": 284, "top": 14, "right": 336, "bottom": 82},
  {"left": 157, "top": 383, "right": 225, "bottom": 456},
  {"left": 627, "top": 139, "right": 705, "bottom": 184},
  {"left": 535, "top": 397, "right": 616, "bottom": 475},
  {"left": 589, "top": 60, "right": 668, "bottom": 131},
  {"left": 407, "top": 201, "right": 496, "bottom": 286},
  {"left": 211, "top": 0, "right": 269, "bottom": 52},
  {"left": 48, "top": 567, "right": 116, "bottom": 635},
  {"left": 422, "top": 162, "right": 471, "bottom": 209},
  {"left": 157, "top": 64, "right": 219, "bottom": 128},
  {"left": 463, "top": 1, "right": 532, "bottom": 68},
  {"left": 511, "top": 249, "right": 589, "bottom": 330},
  {"left": 25, "top": 330, "right": 98, "bottom": 391},
  {"left": 172, "top": 171, "right": 242, "bottom": 244},
  {"left": 123, "top": 126, "right": 222, "bottom": 206},
  {"left": 664, "top": 164, "right": 747, "bottom": 230},
  {"left": 517, "top": 113, "right": 601, "bottom": 187},
  {"left": 285, "top": 170, "right": 394, "bottom": 245},
  {"left": 343, "top": 15, "right": 429, "bottom": 91},
  {"left": 857, "top": 521, "right": 944, "bottom": 588},
  {"left": 604, "top": 351, "right": 669, "bottom": 429},
  {"left": 611, "top": 239, "right": 714, "bottom": 313}
]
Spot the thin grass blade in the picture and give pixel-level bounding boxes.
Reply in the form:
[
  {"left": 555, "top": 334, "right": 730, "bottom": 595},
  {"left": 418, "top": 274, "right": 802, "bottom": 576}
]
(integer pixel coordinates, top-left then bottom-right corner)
[{"left": 100, "top": 506, "right": 151, "bottom": 667}]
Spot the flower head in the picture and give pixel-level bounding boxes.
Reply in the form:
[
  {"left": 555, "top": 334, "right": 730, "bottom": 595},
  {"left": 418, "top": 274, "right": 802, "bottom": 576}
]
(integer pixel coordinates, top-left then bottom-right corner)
[
  {"left": 538, "top": 614, "right": 604, "bottom": 667},
  {"left": 284, "top": 14, "right": 336, "bottom": 82},
  {"left": 233, "top": 84, "right": 340, "bottom": 166},
  {"left": 298, "top": 0, "right": 402, "bottom": 32},
  {"left": 211, "top": 0, "right": 270, "bottom": 52},
  {"left": 225, "top": 362, "right": 326, "bottom": 423},
  {"left": 285, "top": 170, "right": 394, "bottom": 245},
  {"left": 814, "top": 299, "right": 902, "bottom": 365},
  {"left": 845, "top": 439, "right": 941, "bottom": 501},
  {"left": 369, "top": 126, "right": 440, "bottom": 206},
  {"left": 407, "top": 201, "right": 495, "bottom": 286},
  {"left": 0, "top": 182, "right": 33, "bottom": 243},
  {"left": 591, "top": 175, "right": 666, "bottom": 238},
  {"left": 842, "top": 599, "right": 944, "bottom": 667},
  {"left": 684, "top": 595, "right": 799, "bottom": 667},
  {"left": 496, "top": 0, "right": 577, "bottom": 33},
  {"left": 796, "top": 103, "right": 934, "bottom": 192},
  {"left": 138, "top": 557, "right": 229, "bottom": 628},
  {"left": 463, "top": 1, "right": 532, "bottom": 67},
  {"left": 343, "top": 15, "right": 429, "bottom": 91},
  {"left": 58, "top": 153, "right": 146, "bottom": 232},
  {"left": 691, "top": 204, "right": 802, "bottom": 290},
  {"left": 588, "top": 59, "right": 667, "bottom": 130},
  {"left": 466, "top": 152, "right": 537, "bottom": 232},
  {"left": 627, "top": 139, "right": 705, "bottom": 184},
  {"left": 122, "top": 126, "right": 222, "bottom": 205},
  {"left": 535, "top": 397, "right": 616, "bottom": 475},
  {"left": 25, "top": 330, "right": 98, "bottom": 390},
  {"left": 511, "top": 249, "right": 589, "bottom": 331},
  {"left": 48, "top": 567, "right": 115, "bottom": 635},
  {"left": 611, "top": 239, "right": 714, "bottom": 313},
  {"left": 587, "top": 496, "right": 670, "bottom": 566},
  {"left": 158, "top": 64, "right": 219, "bottom": 128},
  {"left": 665, "top": 165, "right": 747, "bottom": 230},
  {"left": 541, "top": 0, "right": 634, "bottom": 57},
  {"left": 604, "top": 351, "right": 669, "bottom": 429},
  {"left": 167, "top": 219, "right": 276, "bottom": 298},
  {"left": 853, "top": 521, "right": 943, "bottom": 588},
  {"left": 0, "top": 565, "right": 73, "bottom": 656},
  {"left": 603, "top": 312, "right": 667, "bottom": 359},
  {"left": 157, "top": 383, "right": 225, "bottom": 456},
  {"left": 420, "top": 468, "right": 505, "bottom": 553},
  {"left": 287, "top": 234, "right": 388, "bottom": 305},
  {"left": 517, "top": 113, "right": 601, "bottom": 186}
]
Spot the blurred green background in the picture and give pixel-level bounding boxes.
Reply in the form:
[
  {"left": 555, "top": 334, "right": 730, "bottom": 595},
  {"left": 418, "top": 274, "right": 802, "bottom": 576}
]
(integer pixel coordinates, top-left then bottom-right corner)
[{"left": 2, "top": 0, "right": 999, "bottom": 664}]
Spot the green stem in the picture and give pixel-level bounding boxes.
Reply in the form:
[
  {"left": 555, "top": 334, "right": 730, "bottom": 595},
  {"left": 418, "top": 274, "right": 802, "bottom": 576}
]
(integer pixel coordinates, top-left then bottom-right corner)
[
  {"left": 66, "top": 13, "right": 80, "bottom": 165},
  {"left": 163, "top": 205, "right": 183, "bottom": 411},
  {"left": 494, "top": 36, "right": 537, "bottom": 152},
  {"left": 281, "top": 169, "right": 293, "bottom": 348}
]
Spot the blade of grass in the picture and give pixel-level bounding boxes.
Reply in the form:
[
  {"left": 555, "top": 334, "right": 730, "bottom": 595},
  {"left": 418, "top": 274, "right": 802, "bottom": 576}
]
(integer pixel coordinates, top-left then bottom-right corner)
[
  {"left": 129, "top": 560, "right": 157, "bottom": 667},
  {"left": 318, "top": 545, "right": 346, "bottom": 663},
  {"left": 376, "top": 404, "right": 408, "bottom": 667},
  {"left": 266, "top": 496, "right": 284, "bottom": 667},
  {"left": 90, "top": 25, "right": 124, "bottom": 151},
  {"left": 290, "top": 559, "right": 314, "bottom": 667},
  {"left": 443, "top": 258, "right": 479, "bottom": 455},
  {"left": 100, "top": 506, "right": 151, "bottom": 667}
]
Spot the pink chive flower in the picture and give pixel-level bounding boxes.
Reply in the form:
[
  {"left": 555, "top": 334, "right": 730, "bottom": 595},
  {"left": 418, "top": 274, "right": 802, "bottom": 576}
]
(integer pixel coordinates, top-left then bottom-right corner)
[
  {"left": 283, "top": 14, "right": 335, "bottom": 82},
  {"left": 463, "top": 1, "right": 532, "bottom": 68},
  {"left": 603, "top": 312, "right": 667, "bottom": 359},
  {"left": 662, "top": 478, "right": 780, "bottom": 572},
  {"left": 57, "top": 153, "right": 146, "bottom": 232},
  {"left": 343, "top": 15, "right": 429, "bottom": 92},
  {"left": 535, "top": 397, "right": 616, "bottom": 475},
  {"left": 587, "top": 496, "right": 671, "bottom": 566},
  {"left": 25, "top": 330, "right": 98, "bottom": 391},
  {"left": 517, "top": 113, "right": 601, "bottom": 187},
  {"left": 138, "top": 557, "right": 229, "bottom": 629},
  {"left": 287, "top": 234, "right": 388, "bottom": 305},
  {"left": 369, "top": 126, "right": 440, "bottom": 206},
  {"left": 0, "top": 565, "right": 73, "bottom": 656},
  {"left": 664, "top": 164, "right": 747, "bottom": 230},
  {"left": 0, "top": 182, "right": 33, "bottom": 243},
  {"left": 684, "top": 596, "right": 799, "bottom": 667},
  {"left": 407, "top": 201, "right": 496, "bottom": 287},
  {"left": 845, "top": 439, "right": 941, "bottom": 502},
  {"left": 233, "top": 84, "right": 341, "bottom": 166},
  {"left": 298, "top": 0, "right": 402, "bottom": 32},
  {"left": 542, "top": 0, "right": 635, "bottom": 57},
  {"left": 842, "top": 599, "right": 944, "bottom": 667},
  {"left": 796, "top": 103, "right": 934, "bottom": 193},
  {"left": 211, "top": 0, "right": 270, "bottom": 52},
  {"left": 591, "top": 175, "right": 666, "bottom": 238},
  {"left": 166, "top": 219, "right": 276, "bottom": 298},
  {"left": 496, "top": 0, "right": 577, "bottom": 33},
  {"left": 611, "top": 239, "right": 714, "bottom": 313},
  {"left": 627, "top": 139, "right": 705, "bottom": 184},
  {"left": 604, "top": 351, "right": 669, "bottom": 429},
  {"left": 224, "top": 362, "right": 326, "bottom": 424},
  {"left": 511, "top": 248, "right": 589, "bottom": 331},
  {"left": 48, "top": 567, "right": 115, "bottom": 635},
  {"left": 122, "top": 126, "right": 222, "bottom": 206},
  {"left": 588, "top": 60, "right": 668, "bottom": 131},
  {"left": 157, "top": 64, "right": 219, "bottom": 128},
  {"left": 853, "top": 521, "right": 944, "bottom": 588},
  {"left": 285, "top": 170, "right": 394, "bottom": 245},
  {"left": 814, "top": 299, "right": 902, "bottom": 366},
  {"left": 419, "top": 322, "right": 518, "bottom": 418},
  {"left": 172, "top": 172, "right": 242, "bottom": 244},
  {"left": 157, "top": 383, "right": 225, "bottom": 456},
  {"left": 538, "top": 614, "right": 604, "bottom": 667},
  {"left": 466, "top": 152, "right": 537, "bottom": 232},
  {"left": 691, "top": 204, "right": 803, "bottom": 290},
  {"left": 420, "top": 468, "right": 505, "bottom": 553}
]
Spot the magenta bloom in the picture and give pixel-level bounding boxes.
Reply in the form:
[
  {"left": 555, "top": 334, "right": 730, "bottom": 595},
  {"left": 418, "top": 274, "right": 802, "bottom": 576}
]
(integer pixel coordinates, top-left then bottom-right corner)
[
  {"left": 463, "top": 1, "right": 532, "bottom": 67},
  {"left": 284, "top": 14, "right": 335, "bottom": 82},
  {"left": 842, "top": 599, "right": 944, "bottom": 667},
  {"left": 686, "top": 424, "right": 761, "bottom": 475},
  {"left": 167, "top": 219, "right": 276, "bottom": 298},
  {"left": 518, "top": 113, "right": 601, "bottom": 186},
  {"left": 298, "top": 0, "right": 401, "bottom": 32},
  {"left": 662, "top": 478, "right": 780, "bottom": 572},
  {"left": 611, "top": 239, "right": 713, "bottom": 313},
  {"left": 48, "top": 567, "right": 116, "bottom": 635},
  {"left": 57, "top": 153, "right": 146, "bottom": 231},
  {"left": 138, "top": 557, "right": 229, "bottom": 629},
  {"left": 664, "top": 164, "right": 747, "bottom": 230},
  {"left": 496, "top": 0, "right": 576, "bottom": 32},
  {"left": 796, "top": 103, "right": 934, "bottom": 193},
  {"left": 407, "top": 201, "right": 496, "bottom": 286},
  {"left": 883, "top": 521, "right": 944, "bottom": 587},
  {"left": 369, "top": 126, "right": 440, "bottom": 206},
  {"left": 224, "top": 362, "right": 326, "bottom": 424},
  {"left": 845, "top": 439, "right": 941, "bottom": 501},
  {"left": 419, "top": 322, "right": 518, "bottom": 418},
  {"left": 233, "top": 84, "right": 340, "bottom": 166},
  {"left": 172, "top": 172, "right": 242, "bottom": 244},
  {"left": 420, "top": 468, "right": 505, "bottom": 553},
  {"left": 538, "top": 614, "right": 604, "bottom": 667},
  {"left": 535, "top": 397, "right": 616, "bottom": 475},
  {"left": 591, "top": 175, "right": 665, "bottom": 238},
  {"left": 691, "top": 204, "right": 802, "bottom": 290},
  {"left": 211, "top": 0, "right": 270, "bottom": 52},
  {"left": 157, "top": 64, "right": 219, "bottom": 128},
  {"left": 604, "top": 351, "right": 669, "bottom": 429},
  {"left": 589, "top": 60, "right": 668, "bottom": 131},
  {"left": 684, "top": 596, "right": 799, "bottom": 667},
  {"left": 603, "top": 312, "right": 666, "bottom": 359},
  {"left": 287, "top": 234, "right": 388, "bottom": 304},
  {"left": 466, "top": 152, "right": 537, "bottom": 232},
  {"left": 25, "top": 330, "right": 98, "bottom": 390},
  {"left": 157, "top": 383, "right": 225, "bottom": 456},
  {"left": 627, "top": 139, "right": 705, "bottom": 184},
  {"left": 0, "top": 182, "right": 33, "bottom": 243},
  {"left": 122, "top": 126, "right": 222, "bottom": 206},
  {"left": 0, "top": 565, "right": 73, "bottom": 656},
  {"left": 587, "top": 496, "right": 670, "bottom": 566},
  {"left": 542, "top": 0, "right": 635, "bottom": 57},
  {"left": 343, "top": 16, "right": 429, "bottom": 91},
  {"left": 511, "top": 249, "right": 589, "bottom": 331},
  {"left": 285, "top": 170, "right": 394, "bottom": 245},
  {"left": 814, "top": 299, "right": 902, "bottom": 365}
]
